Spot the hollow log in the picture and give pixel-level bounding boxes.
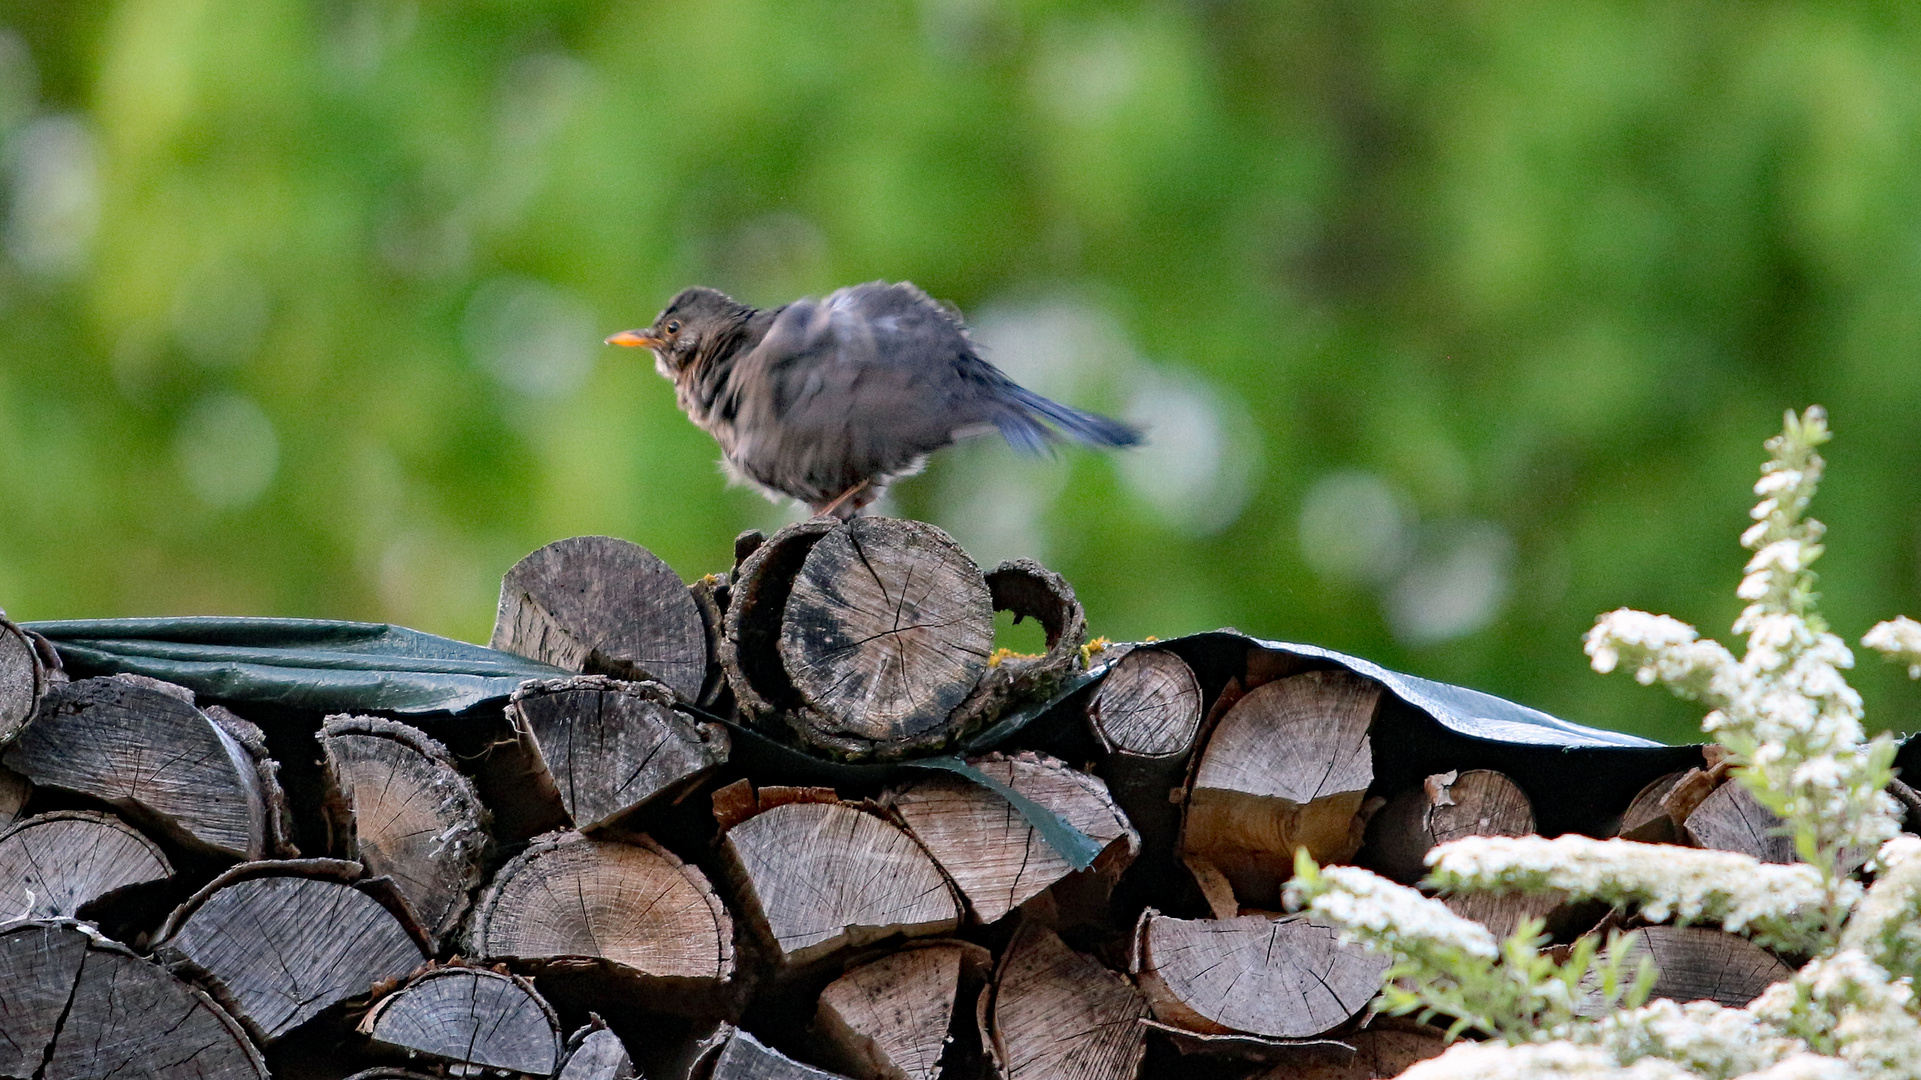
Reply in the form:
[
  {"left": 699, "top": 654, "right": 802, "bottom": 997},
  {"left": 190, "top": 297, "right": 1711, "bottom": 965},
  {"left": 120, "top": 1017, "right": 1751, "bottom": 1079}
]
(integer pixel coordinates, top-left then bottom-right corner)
[
  {"left": 889, "top": 752, "right": 1137, "bottom": 925},
  {"left": 1182, "top": 669, "right": 1380, "bottom": 907},
  {"left": 0, "top": 612, "right": 46, "bottom": 745},
  {"left": 1135, "top": 910, "right": 1389, "bottom": 1040},
  {"left": 319, "top": 714, "right": 490, "bottom": 946},
  {"left": 710, "top": 1027, "right": 851, "bottom": 1080},
  {"left": 509, "top": 675, "right": 729, "bottom": 830},
  {"left": 0, "top": 809, "right": 171, "bottom": 919},
  {"left": 1087, "top": 647, "right": 1203, "bottom": 859},
  {"left": 361, "top": 964, "right": 564, "bottom": 1075},
  {"left": 493, "top": 534, "right": 710, "bottom": 699},
  {"left": 986, "top": 919, "right": 1149, "bottom": 1080},
  {"left": 469, "top": 830, "right": 735, "bottom": 1007},
  {"left": 560, "top": 1023, "right": 642, "bottom": 1080},
  {"left": 156, "top": 859, "right": 429, "bottom": 1041},
  {"left": 0, "top": 918, "right": 269, "bottom": 1078},
  {"left": 1581, "top": 925, "right": 1792, "bottom": 1012},
  {"left": 814, "top": 941, "right": 989, "bottom": 1080},
  {"left": 1683, "top": 778, "right": 1797, "bottom": 864},
  {"left": 948, "top": 559, "right": 1089, "bottom": 733},
  {"left": 777, "top": 518, "right": 994, "bottom": 757},
  {"left": 4, "top": 676, "right": 271, "bottom": 860},
  {"left": 721, "top": 799, "right": 960, "bottom": 967}
]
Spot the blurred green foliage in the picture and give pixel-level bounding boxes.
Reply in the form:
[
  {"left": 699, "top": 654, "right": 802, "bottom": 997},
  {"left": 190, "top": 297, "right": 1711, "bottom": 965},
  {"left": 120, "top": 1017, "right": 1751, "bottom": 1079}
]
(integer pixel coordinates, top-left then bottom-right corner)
[{"left": 1, "top": 1, "right": 1918, "bottom": 746}]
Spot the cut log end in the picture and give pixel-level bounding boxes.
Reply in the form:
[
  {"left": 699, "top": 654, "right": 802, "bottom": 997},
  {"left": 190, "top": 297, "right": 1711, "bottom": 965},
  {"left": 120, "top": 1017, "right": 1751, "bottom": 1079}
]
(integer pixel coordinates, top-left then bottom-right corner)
[
  {"left": 0, "top": 615, "right": 44, "bottom": 745},
  {"left": 510, "top": 676, "right": 728, "bottom": 831},
  {"left": 361, "top": 965, "right": 563, "bottom": 1075},
  {"left": 1137, "top": 910, "right": 1389, "bottom": 1040},
  {"left": 988, "top": 920, "right": 1149, "bottom": 1080},
  {"left": 0, "top": 810, "right": 172, "bottom": 920}
]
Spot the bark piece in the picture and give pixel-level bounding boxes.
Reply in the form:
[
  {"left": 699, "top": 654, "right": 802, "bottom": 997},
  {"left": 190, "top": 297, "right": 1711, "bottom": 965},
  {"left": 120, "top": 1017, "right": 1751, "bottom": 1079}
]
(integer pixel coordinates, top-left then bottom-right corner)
[
  {"left": 1684, "top": 779, "right": 1798, "bottom": 864},
  {"left": 493, "top": 534, "right": 709, "bottom": 699},
  {"left": 4, "top": 675, "right": 270, "bottom": 859},
  {"left": 889, "top": 752, "right": 1138, "bottom": 924},
  {"left": 778, "top": 517, "right": 995, "bottom": 758},
  {"left": 1183, "top": 670, "right": 1380, "bottom": 907},
  {"left": 986, "top": 920, "right": 1148, "bottom": 1080},
  {"left": 319, "top": 714, "right": 490, "bottom": 946},
  {"left": 0, "top": 919, "right": 268, "bottom": 1078},
  {"left": 722, "top": 800, "right": 960, "bottom": 966},
  {"left": 560, "top": 1024, "right": 641, "bottom": 1080},
  {"left": 948, "top": 559, "right": 1089, "bottom": 733},
  {"left": 470, "top": 831, "right": 735, "bottom": 1005},
  {"left": 1582, "top": 925, "right": 1792, "bottom": 1012},
  {"left": 1136, "top": 910, "right": 1389, "bottom": 1039},
  {"left": 205, "top": 704, "right": 299, "bottom": 858},
  {"left": 0, "top": 809, "right": 172, "bottom": 919},
  {"left": 0, "top": 613, "right": 45, "bottom": 745},
  {"left": 510, "top": 675, "right": 729, "bottom": 830},
  {"left": 710, "top": 1028, "right": 851, "bottom": 1080},
  {"left": 157, "top": 859, "right": 429, "bottom": 1041},
  {"left": 815, "top": 943, "right": 982, "bottom": 1080},
  {"left": 361, "top": 965, "right": 563, "bottom": 1075}
]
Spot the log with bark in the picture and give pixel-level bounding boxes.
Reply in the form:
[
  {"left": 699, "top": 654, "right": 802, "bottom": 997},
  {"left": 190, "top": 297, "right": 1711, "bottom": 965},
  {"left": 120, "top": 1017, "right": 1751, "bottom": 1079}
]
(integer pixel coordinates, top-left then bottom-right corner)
[
  {"left": 983, "top": 919, "right": 1150, "bottom": 1080},
  {"left": 319, "top": 714, "right": 490, "bottom": 947},
  {"left": 889, "top": 752, "right": 1137, "bottom": 926},
  {"left": 813, "top": 940, "right": 991, "bottom": 1080},
  {"left": 493, "top": 534, "right": 711, "bottom": 699},
  {"left": 1581, "top": 925, "right": 1793, "bottom": 1012},
  {"left": 0, "top": 918, "right": 269, "bottom": 1077},
  {"left": 469, "top": 829, "right": 736, "bottom": 1009},
  {"left": 509, "top": 674, "right": 729, "bottom": 830},
  {"left": 360, "top": 963, "right": 564, "bottom": 1075},
  {"left": 721, "top": 796, "right": 961, "bottom": 967},
  {"left": 0, "top": 808, "right": 172, "bottom": 920},
  {"left": 1135, "top": 910, "right": 1389, "bottom": 1040},
  {"left": 1087, "top": 646, "right": 1203, "bottom": 862},
  {"left": 155, "top": 859, "right": 430, "bottom": 1041},
  {"left": 1182, "top": 669, "right": 1381, "bottom": 908},
  {"left": 0, "top": 612, "right": 47, "bottom": 745},
  {"left": 560, "top": 1021, "right": 642, "bottom": 1080},
  {"left": 4, "top": 675, "right": 274, "bottom": 860}
]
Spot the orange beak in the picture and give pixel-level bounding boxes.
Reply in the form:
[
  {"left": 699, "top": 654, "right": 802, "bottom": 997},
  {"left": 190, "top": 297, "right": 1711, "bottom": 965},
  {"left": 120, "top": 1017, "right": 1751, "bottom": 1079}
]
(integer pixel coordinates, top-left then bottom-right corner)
[{"left": 605, "top": 328, "right": 663, "bottom": 348}]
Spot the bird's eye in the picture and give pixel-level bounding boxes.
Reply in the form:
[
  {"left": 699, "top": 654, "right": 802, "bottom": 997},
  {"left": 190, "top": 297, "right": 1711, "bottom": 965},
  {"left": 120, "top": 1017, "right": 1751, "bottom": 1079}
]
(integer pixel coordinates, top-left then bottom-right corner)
[{"left": 665, "top": 320, "right": 682, "bottom": 334}]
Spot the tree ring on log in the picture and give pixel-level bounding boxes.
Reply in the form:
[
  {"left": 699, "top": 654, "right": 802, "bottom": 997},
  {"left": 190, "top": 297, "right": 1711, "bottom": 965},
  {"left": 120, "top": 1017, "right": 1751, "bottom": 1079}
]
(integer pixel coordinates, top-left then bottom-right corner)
[
  {"left": 1136, "top": 909, "right": 1389, "bottom": 1040},
  {"left": 0, "top": 809, "right": 172, "bottom": 920},
  {"left": 361, "top": 965, "right": 563, "bottom": 1075},
  {"left": 493, "top": 535, "right": 709, "bottom": 699},
  {"left": 774, "top": 518, "right": 994, "bottom": 758}
]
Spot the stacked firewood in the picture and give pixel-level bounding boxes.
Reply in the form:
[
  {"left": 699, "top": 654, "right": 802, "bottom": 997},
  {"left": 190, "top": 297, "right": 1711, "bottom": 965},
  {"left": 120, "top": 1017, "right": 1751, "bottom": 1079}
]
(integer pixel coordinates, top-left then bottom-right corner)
[{"left": 0, "top": 518, "right": 1847, "bottom": 1079}]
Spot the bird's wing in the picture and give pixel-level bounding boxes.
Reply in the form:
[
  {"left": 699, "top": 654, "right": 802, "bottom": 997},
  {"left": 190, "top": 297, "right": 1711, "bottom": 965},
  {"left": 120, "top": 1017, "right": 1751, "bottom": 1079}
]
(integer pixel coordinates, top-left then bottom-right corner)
[{"left": 730, "top": 282, "right": 992, "bottom": 492}]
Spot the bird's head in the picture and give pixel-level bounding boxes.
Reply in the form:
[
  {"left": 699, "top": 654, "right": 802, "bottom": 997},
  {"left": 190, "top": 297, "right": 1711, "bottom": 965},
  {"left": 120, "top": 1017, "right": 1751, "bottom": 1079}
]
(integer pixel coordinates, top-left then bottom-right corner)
[{"left": 605, "top": 286, "right": 750, "bottom": 381}]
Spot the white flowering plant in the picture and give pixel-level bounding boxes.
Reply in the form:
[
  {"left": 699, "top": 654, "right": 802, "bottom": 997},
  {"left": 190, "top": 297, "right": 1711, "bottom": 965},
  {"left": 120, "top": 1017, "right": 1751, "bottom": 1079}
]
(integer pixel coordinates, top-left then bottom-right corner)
[{"left": 1284, "top": 408, "right": 1921, "bottom": 1079}]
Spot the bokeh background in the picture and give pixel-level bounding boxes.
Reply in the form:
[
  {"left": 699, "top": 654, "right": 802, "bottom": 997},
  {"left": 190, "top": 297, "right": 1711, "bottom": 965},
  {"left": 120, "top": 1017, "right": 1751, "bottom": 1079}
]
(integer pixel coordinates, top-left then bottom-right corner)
[{"left": 1, "top": 1, "right": 1918, "bottom": 745}]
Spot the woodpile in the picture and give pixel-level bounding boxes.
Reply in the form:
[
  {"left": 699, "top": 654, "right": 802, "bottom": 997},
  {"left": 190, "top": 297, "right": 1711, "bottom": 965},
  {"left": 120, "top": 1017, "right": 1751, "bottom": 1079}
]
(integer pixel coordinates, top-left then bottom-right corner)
[{"left": 0, "top": 522, "right": 1849, "bottom": 1079}]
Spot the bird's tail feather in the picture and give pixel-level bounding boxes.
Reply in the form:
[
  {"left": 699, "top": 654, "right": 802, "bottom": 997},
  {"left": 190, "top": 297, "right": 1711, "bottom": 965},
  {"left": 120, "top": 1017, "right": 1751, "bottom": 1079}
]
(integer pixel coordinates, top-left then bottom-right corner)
[{"left": 994, "top": 385, "right": 1143, "bottom": 455}]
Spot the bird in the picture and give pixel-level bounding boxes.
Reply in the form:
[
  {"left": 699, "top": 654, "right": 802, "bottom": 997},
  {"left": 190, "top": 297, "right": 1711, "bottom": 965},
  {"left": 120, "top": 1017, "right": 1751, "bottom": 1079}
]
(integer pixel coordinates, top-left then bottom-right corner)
[{"left": 606, "top": 281, "right": 1142, "bottom": 518}]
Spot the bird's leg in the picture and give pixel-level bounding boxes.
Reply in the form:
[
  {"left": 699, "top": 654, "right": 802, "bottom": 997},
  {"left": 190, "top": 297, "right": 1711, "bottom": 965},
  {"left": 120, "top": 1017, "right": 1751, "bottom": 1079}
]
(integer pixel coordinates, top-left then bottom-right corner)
[{"left": 812, "top": 480, "right": 871, "bottom": 520}]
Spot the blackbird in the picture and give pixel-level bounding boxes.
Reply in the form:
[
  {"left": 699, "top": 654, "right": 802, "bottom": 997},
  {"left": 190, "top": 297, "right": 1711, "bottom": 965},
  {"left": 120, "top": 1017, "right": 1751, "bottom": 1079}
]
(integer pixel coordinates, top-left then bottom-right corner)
[{"left": 606, "top": 281, "right": 1141, "bottom": 518}]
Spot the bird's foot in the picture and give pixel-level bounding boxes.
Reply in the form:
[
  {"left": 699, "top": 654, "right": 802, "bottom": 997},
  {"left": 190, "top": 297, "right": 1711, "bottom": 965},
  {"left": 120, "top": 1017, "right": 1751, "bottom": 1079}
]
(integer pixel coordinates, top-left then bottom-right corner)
[{"left": 811, "top": 480, "right": 872, "bottom": 521}]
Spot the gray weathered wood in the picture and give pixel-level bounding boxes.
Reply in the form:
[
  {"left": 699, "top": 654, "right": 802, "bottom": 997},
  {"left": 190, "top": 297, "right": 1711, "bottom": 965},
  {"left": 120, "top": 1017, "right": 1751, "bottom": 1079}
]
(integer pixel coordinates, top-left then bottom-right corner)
[
  {"left": 361, "top": 965, "right": 563, "bottom": 1074},
  {"left": 1281, "top": 1019, "right": 1449, "bottom": 1080},
  {"left": 471, "top": 831, "right": 735, "bottom": 1002},
  {"left": 722, "top": 800, "right": 960, "bottom": 966},
  {"left": 4, "top": 676, "right": 269, "bottom": 859},
  {"left": 157, "top": 859, "right": 428, "bottom": 1041},
  {"left": 711, "top": 1028, "right": 852, "bottom": 1080},
  {"left": 815, "top": 943, "right": 983, "bottom": 1080},
  {"left": 778, "top": 517, "right": 994, "bottom": 757},
  {"left": 493, "top": 534, "right": 710, "bottom": 699},
  {"left": 987, "top": 920, "right": 1148, "bottom": 1080},
  {"left": 1136, "top": 910, "right": 1389, "bottom": 1039},
  {"left": 0, "top": 919, "right": 268, "bottom": 1077},
  {"left": 0, "top": 764, "right": 25, "bottom": 832},
  {"left": 1582, "top": 925, "right": 1792, "bottom": 1012},
  {"left": 1183, "top": 669, "right": 1379, "bottom": 907},
  {"left": 0, "top": 809, "right": 172, "bottom": 919},
  {"left": 1088, "top": 647, "right": 1203, "bottom": 867},
  {"left": 890, "top": 752, "right": 1137, "bottom": 925},
  {"left": 560, "top": 1024, "right": 642, "bottom": 1080},
  {"left": 319, "top": 714, "right": 489, "bottom": 947},
  {"left": 510, "top": 675, "right": 729, "bottom": 830},
  {"left": 0, "top": 613, "right": 44, "bottom": 746},
  {"left": 1684, "top": 779, "right": 1798, "bottom": 864},
  {"left": 206, "top": 704, "right": 299, "bottom": 857}
]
